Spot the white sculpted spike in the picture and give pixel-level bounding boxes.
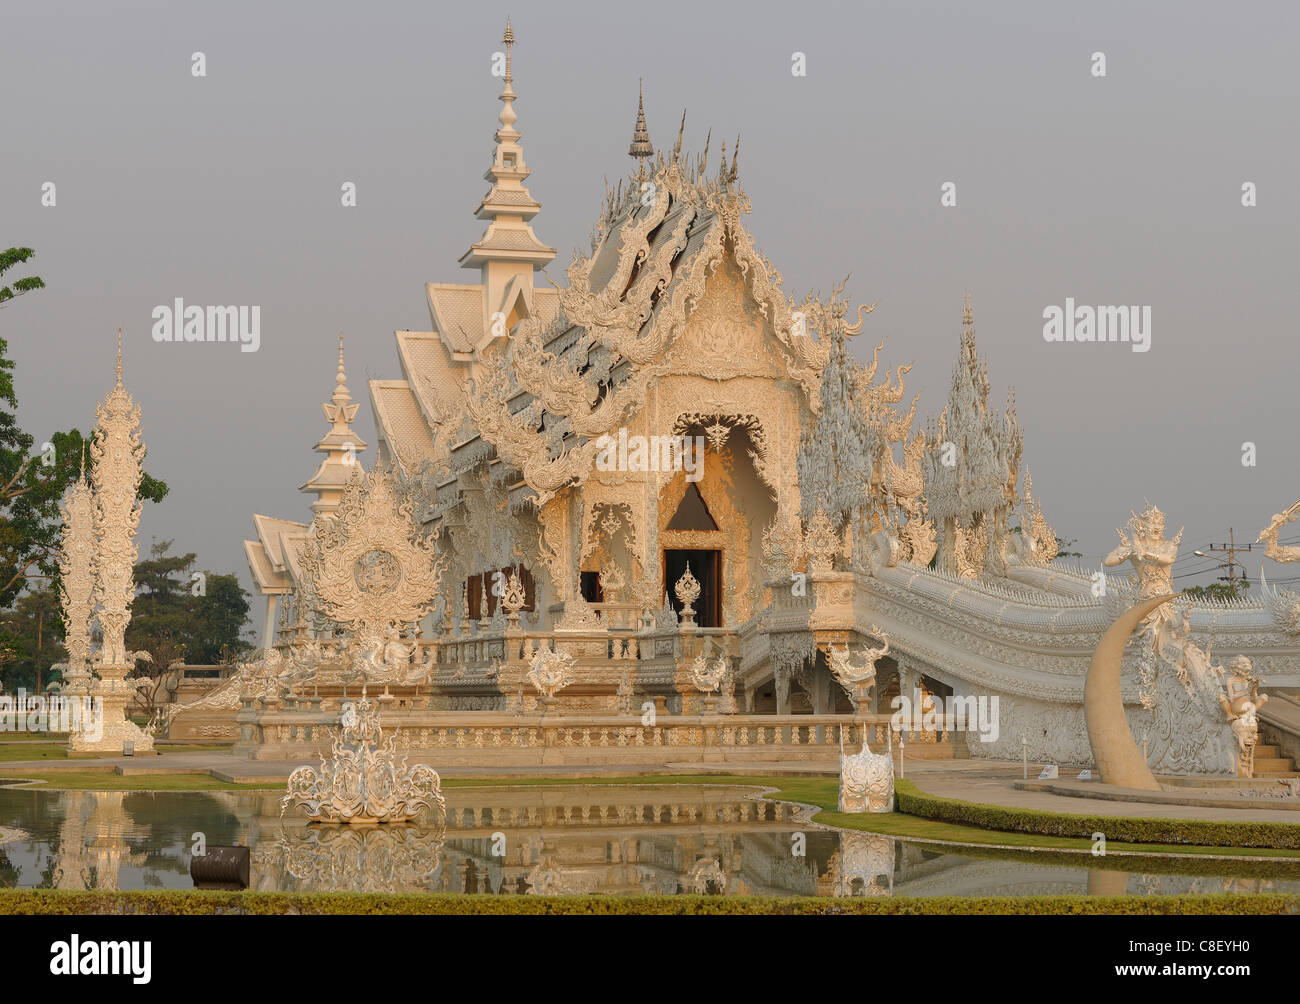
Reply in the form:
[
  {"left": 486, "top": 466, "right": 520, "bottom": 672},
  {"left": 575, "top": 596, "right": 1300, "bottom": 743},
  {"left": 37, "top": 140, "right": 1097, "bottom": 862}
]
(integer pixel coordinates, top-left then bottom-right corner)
[
  {"left": 56, "top": 454, "right": 95, "bottom": 698},
  {"left": 72, "top": 334, "right": 155, "bottom": 754}
]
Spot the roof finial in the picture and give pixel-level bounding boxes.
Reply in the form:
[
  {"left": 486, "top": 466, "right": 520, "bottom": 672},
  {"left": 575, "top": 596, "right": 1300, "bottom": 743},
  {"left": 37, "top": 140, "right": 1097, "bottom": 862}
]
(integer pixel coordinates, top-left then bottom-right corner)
[
  {"left": 502, "top": 17, "right": 514, "bottom": 84},
  {"left": 333, "top": 332, "right": 351, "bottom": 407},
  {"left": 962, "top": 289, "right": 974, "bottom": 329},
  {"left": 628, "top": 79, "right": 654, "bottom": 177},
  {"left": 672, "top": 109, "right": 686, "bottom": 162},
  {"left": 115, "top": 326, "right": 123, "bottom": 387},
  {"left": 79, "top": 439, "right": 86, "bottom": 481},
  {"left": 730, "top": 133, "right": 740, "bottom": 182}
]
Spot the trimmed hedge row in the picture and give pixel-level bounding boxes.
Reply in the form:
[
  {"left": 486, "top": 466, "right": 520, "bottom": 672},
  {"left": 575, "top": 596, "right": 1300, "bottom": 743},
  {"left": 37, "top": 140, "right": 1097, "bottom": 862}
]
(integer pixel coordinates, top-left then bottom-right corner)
[
  {"left": 896, "top": 780, "right": 1300, "bottom": 850},
  {"left": 0, "top": 889, "right": 1293, "bottom": 915}
]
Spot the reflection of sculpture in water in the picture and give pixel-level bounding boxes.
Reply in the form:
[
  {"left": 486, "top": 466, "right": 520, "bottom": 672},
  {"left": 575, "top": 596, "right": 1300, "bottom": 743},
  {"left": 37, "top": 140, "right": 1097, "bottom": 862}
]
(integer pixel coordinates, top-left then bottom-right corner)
[
  {"left": 831, "top": 832, "right": 894, "bottom": 897},
  {"left": 258, "top": 824, "right": 444, "bottom": 893}
]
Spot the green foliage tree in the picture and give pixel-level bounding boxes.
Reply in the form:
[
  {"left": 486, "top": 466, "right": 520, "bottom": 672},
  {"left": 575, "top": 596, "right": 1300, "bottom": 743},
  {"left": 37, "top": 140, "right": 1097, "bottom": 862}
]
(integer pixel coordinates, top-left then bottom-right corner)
[
  {"left": 1183, "top": 580, "right": 1249, "bottom": 601},
  {"left": 125, "top": 540, "right": 251, "bottom": 712},
  {"left": 0, "top": 583, "right": 63, "bottom": 692},
  {"left": 0, "top": 248, "right": 45, "bottom": 304},
  {"left": 0, "top": 244, "right": 168, "bottom": 671}
]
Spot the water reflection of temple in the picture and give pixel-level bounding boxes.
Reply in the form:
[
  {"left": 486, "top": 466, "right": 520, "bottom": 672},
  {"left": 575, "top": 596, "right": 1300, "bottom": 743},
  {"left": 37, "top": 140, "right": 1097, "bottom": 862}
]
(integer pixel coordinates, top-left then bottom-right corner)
[{"left": 4, "top": 786, "right": 1299, "bottom": 899}]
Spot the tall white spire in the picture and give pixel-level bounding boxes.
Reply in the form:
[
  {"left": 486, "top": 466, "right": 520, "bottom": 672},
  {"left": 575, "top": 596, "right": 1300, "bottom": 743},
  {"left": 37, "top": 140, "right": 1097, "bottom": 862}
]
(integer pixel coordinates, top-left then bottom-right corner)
[
  {"left": 459, "top": 18, "right": 556, "bottom": 318},
  {"left": 301, "top": 333, "right": 367, "bottom": 515}
]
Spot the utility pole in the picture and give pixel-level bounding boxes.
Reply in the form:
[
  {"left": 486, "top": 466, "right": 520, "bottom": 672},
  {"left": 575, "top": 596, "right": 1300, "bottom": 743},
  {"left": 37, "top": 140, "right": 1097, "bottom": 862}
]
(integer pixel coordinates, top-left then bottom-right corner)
[{"left": 1194, "top": 528, "right": 1252, "bottom": 588}]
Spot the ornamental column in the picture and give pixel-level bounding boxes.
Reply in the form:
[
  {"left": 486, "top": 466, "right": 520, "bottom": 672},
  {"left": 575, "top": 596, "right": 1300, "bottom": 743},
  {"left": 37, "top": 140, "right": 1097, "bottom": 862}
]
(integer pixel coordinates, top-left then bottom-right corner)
[{"left": 69, "top": 330, "right": 155, "bottom": 755}]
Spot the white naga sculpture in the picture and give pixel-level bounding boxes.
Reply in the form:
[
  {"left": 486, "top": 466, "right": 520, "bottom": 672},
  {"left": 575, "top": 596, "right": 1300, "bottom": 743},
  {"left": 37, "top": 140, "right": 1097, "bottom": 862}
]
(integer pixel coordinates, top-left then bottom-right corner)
[
  {"left": 281, "top": 695, "right": 444, "bottom": 824},
  {"left": 838, "top": 729, "right": 894, "bottom": 813},
  {"left": 828, "top": 628, "right": 888, "bottom": 715},
  {"left": 527, "top": 646, "right": 575, "bottom": 715},
  {"left": 689, "top": 653, "right": 730, "bottom": 712}
]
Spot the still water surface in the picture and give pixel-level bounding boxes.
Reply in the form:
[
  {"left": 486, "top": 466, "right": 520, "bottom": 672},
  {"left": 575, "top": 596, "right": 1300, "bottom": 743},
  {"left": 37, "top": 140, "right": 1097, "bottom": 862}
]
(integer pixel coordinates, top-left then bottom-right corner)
[{"left": 0, "top": 785, "right": 1293, "bottom": 897}]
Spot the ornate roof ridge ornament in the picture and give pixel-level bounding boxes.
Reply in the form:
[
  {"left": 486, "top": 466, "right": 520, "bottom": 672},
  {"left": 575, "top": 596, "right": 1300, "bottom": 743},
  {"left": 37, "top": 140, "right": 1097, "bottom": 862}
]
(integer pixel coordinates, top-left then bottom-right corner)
[{"left": 298, "top": 463, "right": 444, "bottom": 683}]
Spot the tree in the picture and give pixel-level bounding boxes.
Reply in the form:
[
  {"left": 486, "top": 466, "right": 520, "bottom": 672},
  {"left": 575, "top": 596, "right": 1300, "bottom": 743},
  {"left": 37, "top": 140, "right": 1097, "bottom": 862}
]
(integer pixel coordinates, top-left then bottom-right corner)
[
  {"left": 0, "top": 248, "right": 45, "bottom": 305},
  {"left": 125, "top": 540, "right": 251, "bottom": 714},
  {"left": 1184, "top": 580, "right": 1249, "bottom": 601},
  {"left": 0, "top": 245, "right": 168, "bottom": 668},
  {"left": 0, "top": 583, "right": 64, "bottom": 692}
]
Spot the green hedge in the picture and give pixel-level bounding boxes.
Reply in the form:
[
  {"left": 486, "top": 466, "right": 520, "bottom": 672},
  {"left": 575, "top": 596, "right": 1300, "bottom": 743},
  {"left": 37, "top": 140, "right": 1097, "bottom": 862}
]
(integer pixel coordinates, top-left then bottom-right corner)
[
  {"left": 896, "top": 780, "right": 1300, "bottom": 850},
  {"left": 0, "top": 889, "right": 1293, "bottom": 915}
]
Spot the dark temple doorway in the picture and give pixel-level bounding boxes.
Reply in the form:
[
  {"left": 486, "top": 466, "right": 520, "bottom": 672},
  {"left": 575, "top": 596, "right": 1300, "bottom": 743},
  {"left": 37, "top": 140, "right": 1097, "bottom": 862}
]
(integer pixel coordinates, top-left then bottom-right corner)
[{"left": 663, "top": 548, "right": 722, "bottom": 627}]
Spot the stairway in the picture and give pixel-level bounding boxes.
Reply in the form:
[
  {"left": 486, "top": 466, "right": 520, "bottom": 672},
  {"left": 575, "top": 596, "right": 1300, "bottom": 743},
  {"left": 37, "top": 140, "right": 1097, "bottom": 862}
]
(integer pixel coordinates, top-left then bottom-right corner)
[{"left": 1252, "top": 743, "right": 1297, "bottom": 776}]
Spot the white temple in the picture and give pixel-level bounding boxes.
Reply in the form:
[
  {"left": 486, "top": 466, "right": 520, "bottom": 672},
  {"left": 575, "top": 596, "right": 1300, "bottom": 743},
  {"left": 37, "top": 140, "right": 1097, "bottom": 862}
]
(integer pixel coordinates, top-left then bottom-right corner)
[{"left": 226, "top": 22, "right": 1300, "bottom": 778}]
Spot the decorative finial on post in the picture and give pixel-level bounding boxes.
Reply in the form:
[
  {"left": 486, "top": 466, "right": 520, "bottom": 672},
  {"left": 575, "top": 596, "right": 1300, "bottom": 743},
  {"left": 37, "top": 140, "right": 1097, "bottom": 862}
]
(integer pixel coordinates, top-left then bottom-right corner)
[{"left": 115, "top": 326, "right": 123, "bottom": 387}]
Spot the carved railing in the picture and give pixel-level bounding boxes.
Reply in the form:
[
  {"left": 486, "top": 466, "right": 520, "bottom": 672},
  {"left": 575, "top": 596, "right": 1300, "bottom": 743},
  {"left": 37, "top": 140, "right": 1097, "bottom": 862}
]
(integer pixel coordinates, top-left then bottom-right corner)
[{"left": 236, "top": 710, "right": 907, "bottom": 763}]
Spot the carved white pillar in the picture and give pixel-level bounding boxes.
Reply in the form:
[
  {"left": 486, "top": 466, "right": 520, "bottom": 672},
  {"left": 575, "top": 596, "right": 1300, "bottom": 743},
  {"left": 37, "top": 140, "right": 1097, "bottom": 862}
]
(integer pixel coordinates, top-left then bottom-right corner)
[
  {"left": 775, "top": 667, "right": 791, "bottom": 715},
  {"left": 263, "top": 594, "right": 279, "bottom": 651}
]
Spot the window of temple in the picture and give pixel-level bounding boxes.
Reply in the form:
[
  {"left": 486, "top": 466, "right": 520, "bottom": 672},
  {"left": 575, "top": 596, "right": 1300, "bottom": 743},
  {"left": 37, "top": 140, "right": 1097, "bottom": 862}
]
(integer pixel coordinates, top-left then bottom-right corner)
[
  {"left": 579, "top": 570, "right": 604, "bottom": 604},
  {"left": 465, "top": 564, "right": 536, "bottom": 619},
  {"left": 666, "top": 482, "right": 718, "bottom": 531}
]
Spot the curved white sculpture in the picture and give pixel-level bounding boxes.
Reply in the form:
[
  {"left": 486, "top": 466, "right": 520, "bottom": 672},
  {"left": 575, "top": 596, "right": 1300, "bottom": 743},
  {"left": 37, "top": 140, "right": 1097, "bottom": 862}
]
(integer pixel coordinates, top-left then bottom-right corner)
[{"left": 281, "top": 695, "right": 445, "bottom": 824}]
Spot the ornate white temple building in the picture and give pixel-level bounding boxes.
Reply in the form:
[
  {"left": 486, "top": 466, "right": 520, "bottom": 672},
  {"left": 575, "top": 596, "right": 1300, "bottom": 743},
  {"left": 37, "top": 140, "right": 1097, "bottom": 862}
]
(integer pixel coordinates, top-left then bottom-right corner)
[{"left": 230, "top": 23, "right": 1300, "bottom": 775}]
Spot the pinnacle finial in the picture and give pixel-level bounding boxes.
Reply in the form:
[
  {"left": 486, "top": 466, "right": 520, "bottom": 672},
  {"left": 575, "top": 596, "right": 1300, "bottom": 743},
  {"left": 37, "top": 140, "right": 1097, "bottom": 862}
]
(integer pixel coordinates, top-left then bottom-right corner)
[
  {"left": 672, "top": 109, "right": 686, "bottom": 162},
  {"left": 115, "top": 326, "right": 123, "bottom": 387},
  {"left": 628, "top": 79, "right": 654, "bottom": 165},
  {"left": 333, "top": 333, "right": 351, "bottom": 406},
  {"left": 79, "top": 439, "right": 86, "bottom": 481},
  {"left": 502, "top": 17, "right": 514, "bottom": 83},
  {"left": 962, "top": 289, "right": 973, "bottom": 328}
]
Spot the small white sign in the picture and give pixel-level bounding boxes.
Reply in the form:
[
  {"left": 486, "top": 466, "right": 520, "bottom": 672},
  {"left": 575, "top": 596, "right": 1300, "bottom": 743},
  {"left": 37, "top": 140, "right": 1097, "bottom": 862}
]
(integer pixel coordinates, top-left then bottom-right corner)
[
  {"left": 1038, "top": 764, "right": 1058, "bottom": 779},
  {"left": 1077, "top": 769, "right": 1092, "bottom": 780}
]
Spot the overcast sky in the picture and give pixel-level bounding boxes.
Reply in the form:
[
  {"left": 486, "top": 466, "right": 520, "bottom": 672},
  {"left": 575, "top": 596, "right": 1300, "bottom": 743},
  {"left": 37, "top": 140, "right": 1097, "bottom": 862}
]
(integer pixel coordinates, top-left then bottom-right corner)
[{"left": 4, "top": 0, "right": 1299, "bottom": 603}]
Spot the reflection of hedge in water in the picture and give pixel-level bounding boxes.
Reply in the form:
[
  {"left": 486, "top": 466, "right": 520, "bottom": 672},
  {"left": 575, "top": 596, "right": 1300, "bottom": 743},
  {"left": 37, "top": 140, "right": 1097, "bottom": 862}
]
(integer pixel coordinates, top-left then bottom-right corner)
[
  {"left": 918, "top": 839, "right": 1300, "bottom": 882},
  {"left": 895, "top": 780, "right": 1300, "bottom": 850},
  {"left": 0, "top": 889, "right": 1295, "bottom": 915}
]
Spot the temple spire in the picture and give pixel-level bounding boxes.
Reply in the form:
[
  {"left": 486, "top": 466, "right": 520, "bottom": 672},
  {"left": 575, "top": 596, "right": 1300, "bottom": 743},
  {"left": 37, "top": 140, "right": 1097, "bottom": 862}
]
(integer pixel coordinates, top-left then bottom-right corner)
[
  {"left": 459, "top": 19, "right": 555, "bottom": 318},
  {"left": 301, "top": 333, "right": 367, "bottom": 515},
  {"left": 115, "top": 327, "right": 123, "bottom": 387},
  {"left": 628, "top": 80, "right": 654, "bottom": 179}
]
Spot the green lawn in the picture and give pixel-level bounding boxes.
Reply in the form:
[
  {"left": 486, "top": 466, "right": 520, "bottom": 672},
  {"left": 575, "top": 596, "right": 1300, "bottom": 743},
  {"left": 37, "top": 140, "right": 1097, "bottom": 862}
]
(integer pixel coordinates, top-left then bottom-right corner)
[{"left": 0, "top": 768, "right": 279, "bottom": 791}]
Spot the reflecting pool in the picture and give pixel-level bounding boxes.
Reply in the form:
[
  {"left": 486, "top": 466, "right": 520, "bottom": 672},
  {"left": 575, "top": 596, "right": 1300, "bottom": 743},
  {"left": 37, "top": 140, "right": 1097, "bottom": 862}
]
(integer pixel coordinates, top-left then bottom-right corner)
[{"left": 0, "top": 785, "right": 1294, "bottom": 897}]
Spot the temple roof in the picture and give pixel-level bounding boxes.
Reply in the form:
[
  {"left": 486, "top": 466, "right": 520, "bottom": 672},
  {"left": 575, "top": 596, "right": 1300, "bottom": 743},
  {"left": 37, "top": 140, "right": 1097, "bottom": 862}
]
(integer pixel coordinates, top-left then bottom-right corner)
[{"left": 369, "top": 378, "right": 436, "bottom": 477}]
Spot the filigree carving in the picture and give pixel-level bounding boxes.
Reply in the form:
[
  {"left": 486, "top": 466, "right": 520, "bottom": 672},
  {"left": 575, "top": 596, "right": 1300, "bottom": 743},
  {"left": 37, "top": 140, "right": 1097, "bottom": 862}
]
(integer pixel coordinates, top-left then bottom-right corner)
[
  {"left": 299, "top": 464, "right": 444, "bottom": 682},
  {"left": 281, "top": 696, "right": 445, "bottom": 824}
]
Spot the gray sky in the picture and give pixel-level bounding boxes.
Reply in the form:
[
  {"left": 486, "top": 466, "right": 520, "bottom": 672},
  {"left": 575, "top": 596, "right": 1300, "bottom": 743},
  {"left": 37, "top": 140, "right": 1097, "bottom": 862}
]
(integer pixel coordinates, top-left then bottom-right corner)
[{"left": 4, "top": 0, "right": 1299, "bottom": 602}]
